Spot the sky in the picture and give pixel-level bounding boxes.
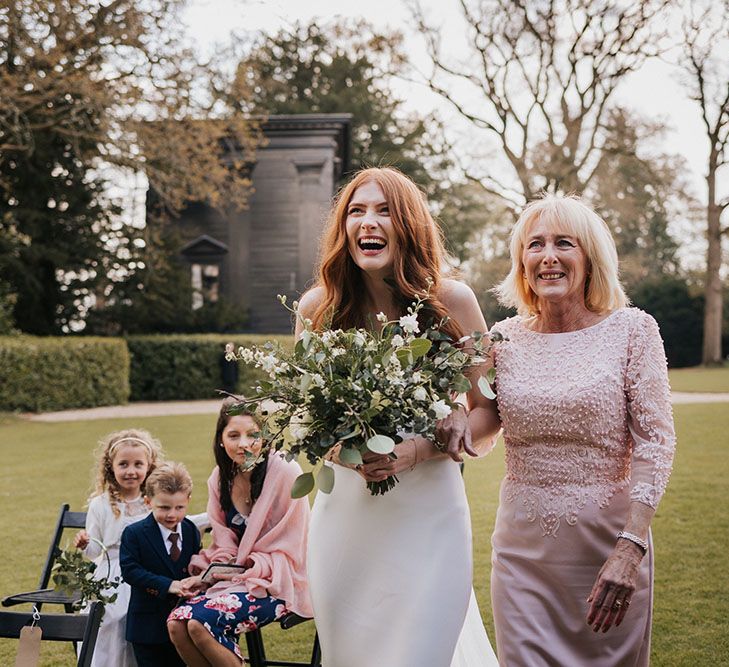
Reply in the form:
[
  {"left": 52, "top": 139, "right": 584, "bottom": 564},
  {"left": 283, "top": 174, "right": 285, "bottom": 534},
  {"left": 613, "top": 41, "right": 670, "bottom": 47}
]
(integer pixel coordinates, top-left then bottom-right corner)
[
  {"left": 182, "top": 0, "right": 710, "bottom": 184},
  {"left": 178, "top": 0, "right": 725, "bottom": 269}
]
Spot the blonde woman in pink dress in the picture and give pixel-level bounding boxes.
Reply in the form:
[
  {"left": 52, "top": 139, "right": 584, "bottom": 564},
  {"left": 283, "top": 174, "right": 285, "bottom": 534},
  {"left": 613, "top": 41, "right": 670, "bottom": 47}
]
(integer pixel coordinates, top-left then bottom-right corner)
[{"left": 488, "top": 194, "right": 676, "bottom": 665}]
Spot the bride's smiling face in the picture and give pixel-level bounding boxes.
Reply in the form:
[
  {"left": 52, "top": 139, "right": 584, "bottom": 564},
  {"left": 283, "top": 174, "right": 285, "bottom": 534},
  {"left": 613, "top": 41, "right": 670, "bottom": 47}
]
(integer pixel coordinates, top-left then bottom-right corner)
[{"left": 345, "top": 181, "right": 397, "bottom": 278}]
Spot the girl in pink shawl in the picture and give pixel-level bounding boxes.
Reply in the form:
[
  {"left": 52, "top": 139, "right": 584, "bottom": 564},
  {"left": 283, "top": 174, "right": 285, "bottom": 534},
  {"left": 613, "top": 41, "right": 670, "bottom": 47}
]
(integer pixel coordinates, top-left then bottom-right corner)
[{"left": 168, "top": 399, "right": 312, "bottom": 666}]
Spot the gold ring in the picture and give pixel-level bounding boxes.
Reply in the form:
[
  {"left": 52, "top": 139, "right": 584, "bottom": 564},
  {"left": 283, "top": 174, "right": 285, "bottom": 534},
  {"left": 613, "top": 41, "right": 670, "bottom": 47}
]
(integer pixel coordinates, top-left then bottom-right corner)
[{"left": 612, "top": 600, "right": 623, "bottom": 609}]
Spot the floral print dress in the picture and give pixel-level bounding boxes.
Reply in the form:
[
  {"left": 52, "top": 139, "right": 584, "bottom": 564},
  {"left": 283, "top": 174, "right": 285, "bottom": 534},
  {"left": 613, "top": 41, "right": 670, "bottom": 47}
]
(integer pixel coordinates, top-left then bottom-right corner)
[{"left": 168, "top": 508, "right": 288, "bottom": 658}]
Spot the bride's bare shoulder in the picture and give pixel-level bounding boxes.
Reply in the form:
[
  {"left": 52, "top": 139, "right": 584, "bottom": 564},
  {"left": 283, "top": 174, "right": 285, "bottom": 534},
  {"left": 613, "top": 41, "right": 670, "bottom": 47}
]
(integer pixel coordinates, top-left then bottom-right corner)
[
  {"left": 298, "top": 286, "right": 327, "bottom": 319},
  {"left": 438, "top": 279, "right": 487, "bottom": 329},
  {"left": 438, "top": 279, "right": 479, "bottom": 310}
]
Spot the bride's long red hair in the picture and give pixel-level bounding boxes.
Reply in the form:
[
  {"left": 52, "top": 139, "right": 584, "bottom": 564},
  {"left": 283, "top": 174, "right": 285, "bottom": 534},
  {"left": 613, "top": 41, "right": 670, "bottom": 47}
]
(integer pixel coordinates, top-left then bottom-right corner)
[{"left": 310, "top": 167, "right": 463, "bottom": 340}]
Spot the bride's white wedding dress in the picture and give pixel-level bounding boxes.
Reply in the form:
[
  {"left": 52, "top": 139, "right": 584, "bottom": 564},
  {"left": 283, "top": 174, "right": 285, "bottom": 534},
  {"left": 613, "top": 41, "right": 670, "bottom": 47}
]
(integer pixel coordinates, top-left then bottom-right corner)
[{"left": 307, "top": 457, "right": 498, "bottom": 667}]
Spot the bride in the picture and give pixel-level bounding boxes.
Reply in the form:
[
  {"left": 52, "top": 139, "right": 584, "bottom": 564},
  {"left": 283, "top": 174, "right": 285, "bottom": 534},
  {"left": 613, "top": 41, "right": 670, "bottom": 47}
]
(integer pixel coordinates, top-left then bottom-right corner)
[{"left": 297, "top": 167, "right": 500, "bottom": 667}]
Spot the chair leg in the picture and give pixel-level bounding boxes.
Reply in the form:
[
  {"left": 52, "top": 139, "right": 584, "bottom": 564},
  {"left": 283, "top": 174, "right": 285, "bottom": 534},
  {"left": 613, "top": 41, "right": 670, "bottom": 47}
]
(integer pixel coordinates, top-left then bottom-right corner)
[
  {"left": 245, "top": 628, "right": 267, "bottom": 667},
  {"left": 310, "top": 632, "right": 321, "bottom": 667}
]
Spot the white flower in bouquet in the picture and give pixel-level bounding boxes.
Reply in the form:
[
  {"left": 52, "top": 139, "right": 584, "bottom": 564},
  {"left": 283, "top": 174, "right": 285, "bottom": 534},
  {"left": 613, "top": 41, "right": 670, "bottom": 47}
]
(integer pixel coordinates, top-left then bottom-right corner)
[
  {"left": 321, "top": 330, "right": 338, "bottom": 347},
  {"left": 260, "top": 353, "right": 279, "bottom": 374},
  {"left": 413, "top": 386, "right": 428, "bottom": 402},
  {"left": 352, "top": 331, "right": 366, "bottom": 347},
  {"left": 391, "top": 334, "right": 405, "bottom": 349},
  {"left": 399, "top": 313, "right": 420, "bottom": 334},
  {"left": 431, "top": 399, "right": 452, "bottom": 420},
  {"left": 289, "top": 411, "right": 312, "bottom": 441}
]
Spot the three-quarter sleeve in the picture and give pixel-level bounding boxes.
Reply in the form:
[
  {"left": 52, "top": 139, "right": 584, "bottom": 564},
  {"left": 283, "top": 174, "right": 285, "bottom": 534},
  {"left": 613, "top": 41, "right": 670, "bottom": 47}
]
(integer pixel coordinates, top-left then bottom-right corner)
[{"left": 625, "top": 312, "right": 676, "bottom": 509}]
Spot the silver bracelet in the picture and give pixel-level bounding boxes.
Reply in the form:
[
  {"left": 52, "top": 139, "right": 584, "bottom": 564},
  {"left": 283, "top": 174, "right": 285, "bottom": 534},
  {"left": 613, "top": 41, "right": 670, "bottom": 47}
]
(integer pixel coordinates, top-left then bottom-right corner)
[{"left": 617, "top": 530, "right": 648, "bottom": 554}]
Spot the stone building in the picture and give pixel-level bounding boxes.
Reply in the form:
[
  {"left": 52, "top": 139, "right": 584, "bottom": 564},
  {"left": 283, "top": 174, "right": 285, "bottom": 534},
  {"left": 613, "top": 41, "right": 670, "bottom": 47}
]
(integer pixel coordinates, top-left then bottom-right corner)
[{"left": 173, "top": 114, "right": 351, "bottom": 332}]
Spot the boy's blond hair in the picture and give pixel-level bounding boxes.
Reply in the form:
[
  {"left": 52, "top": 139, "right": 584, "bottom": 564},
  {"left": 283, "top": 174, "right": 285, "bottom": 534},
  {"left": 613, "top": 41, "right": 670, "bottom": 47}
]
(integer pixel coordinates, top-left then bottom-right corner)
[{"left": 144, "top": 462, "right": 193, "bottom": 498}]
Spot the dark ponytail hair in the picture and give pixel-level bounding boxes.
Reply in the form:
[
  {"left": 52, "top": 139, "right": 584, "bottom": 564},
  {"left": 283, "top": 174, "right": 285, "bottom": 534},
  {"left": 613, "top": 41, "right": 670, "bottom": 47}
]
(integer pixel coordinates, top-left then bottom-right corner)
[{"left": 213, "top": 397, "right": 268, "bottom": 513}]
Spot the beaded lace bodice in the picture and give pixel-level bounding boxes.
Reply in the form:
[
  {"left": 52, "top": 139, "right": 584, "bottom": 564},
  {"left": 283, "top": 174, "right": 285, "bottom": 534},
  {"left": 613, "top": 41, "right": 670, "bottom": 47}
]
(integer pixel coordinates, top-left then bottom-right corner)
[{"left": 493, "top": 308, "right": 675, "bottom": 537}]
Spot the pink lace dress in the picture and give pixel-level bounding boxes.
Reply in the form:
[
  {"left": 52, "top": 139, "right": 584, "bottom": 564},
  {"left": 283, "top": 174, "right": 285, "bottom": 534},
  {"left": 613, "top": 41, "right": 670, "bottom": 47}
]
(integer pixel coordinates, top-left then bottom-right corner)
[{"left": 491, "top": 308, "right": 675, "bottom": 666}]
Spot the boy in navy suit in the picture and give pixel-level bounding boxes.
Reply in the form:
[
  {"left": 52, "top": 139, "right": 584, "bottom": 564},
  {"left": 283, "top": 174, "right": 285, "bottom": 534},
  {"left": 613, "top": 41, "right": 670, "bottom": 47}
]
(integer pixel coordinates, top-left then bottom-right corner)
[{"left": 120, "top": 462, "right": 201, "bottom": 667}]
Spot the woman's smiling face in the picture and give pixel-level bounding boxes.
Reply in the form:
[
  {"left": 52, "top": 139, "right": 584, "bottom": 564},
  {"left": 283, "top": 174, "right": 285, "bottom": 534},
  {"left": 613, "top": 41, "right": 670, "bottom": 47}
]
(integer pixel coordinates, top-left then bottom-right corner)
[
  {"left": 521, "top": 217, "right": 588, "bottom": 309},
  {"left": 221, "top": 415, "right": 262, "bottom": 466},
  {"left": 345, "top": 180, "right": 396, "bottom": 278}
]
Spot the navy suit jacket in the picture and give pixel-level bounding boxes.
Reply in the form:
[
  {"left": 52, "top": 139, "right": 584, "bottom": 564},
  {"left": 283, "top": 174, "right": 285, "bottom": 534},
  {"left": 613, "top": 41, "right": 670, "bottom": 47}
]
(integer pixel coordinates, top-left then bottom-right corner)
[{"left": 120, "top": 513, "right": 201, "bottom": 644}]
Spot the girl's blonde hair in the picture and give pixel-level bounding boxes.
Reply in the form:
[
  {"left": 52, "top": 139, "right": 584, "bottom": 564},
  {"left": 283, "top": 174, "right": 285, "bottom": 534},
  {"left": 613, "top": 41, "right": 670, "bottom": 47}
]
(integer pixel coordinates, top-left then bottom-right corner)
[
  {"left": 90, "top": 429, "right": 163, "bottom": 517},
  {"left": 494, "top": 193, "right": 629, "bottom": 316}
]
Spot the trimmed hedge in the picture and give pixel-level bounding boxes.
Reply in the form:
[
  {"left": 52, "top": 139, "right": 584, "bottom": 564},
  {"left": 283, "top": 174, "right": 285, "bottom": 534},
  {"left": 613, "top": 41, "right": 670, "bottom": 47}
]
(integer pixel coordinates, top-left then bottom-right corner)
[
  {"left": 0, "top": 336, "right": 130, "bottom": 412},
  {"left": 127, "top": 334, "right": 293, "bottom": 401}
]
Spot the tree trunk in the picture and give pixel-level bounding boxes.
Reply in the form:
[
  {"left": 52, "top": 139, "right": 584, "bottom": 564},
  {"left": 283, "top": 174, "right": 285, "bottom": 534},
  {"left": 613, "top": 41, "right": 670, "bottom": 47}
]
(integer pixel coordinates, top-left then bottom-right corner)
[{"left": 702, "top": 166, "right": 724, "bottom": 366}]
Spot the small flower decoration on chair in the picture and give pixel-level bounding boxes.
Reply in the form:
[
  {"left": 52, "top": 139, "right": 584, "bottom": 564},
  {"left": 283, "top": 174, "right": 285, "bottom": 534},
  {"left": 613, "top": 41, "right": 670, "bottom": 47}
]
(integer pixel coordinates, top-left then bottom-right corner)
[
  {"left": 225, "top": 284, "right": 505, "bottom": 497},
  {"left": 52, "top": 538, "right": 120, "bottom": 613}
]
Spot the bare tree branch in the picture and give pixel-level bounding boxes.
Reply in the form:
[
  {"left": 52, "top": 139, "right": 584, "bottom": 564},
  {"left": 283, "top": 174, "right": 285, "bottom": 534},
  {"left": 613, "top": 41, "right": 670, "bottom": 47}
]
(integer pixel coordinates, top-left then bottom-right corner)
[{"left": 410, "top": 0, "right": 670, "bottom": 205}]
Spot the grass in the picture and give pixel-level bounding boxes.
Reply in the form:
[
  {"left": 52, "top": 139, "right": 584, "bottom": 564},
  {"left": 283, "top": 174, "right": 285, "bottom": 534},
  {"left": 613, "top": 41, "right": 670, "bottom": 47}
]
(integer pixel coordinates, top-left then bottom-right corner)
[
  {"left": 1, "top": 404, "right": 727, "bottom": 665},
  {"left": 669, "top": 365, "right": 729, "bottom": 393}
]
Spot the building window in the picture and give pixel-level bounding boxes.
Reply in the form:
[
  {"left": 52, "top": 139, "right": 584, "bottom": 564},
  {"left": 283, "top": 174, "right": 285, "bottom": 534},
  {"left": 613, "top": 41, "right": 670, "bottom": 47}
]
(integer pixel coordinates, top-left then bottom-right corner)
[{"left": 191, "top": 263, "right": 220, "bottom": 310}]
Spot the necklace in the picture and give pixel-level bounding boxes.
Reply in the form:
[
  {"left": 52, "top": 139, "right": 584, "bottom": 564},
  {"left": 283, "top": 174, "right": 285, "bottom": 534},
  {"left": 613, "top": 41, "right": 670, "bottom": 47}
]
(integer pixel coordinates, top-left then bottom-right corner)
[{"left": 232, "top": 474, "right": 253, "bottom": 512}]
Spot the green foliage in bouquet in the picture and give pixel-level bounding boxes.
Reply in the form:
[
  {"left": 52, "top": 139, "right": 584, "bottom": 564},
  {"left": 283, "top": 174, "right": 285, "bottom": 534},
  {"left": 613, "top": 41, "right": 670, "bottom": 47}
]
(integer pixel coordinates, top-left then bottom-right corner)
[
  {"left": 227, "top": 289, "right": 505, "bottom": 496},
  {"left": 51, "top": 541, "right": 120, "bottom": 612}
]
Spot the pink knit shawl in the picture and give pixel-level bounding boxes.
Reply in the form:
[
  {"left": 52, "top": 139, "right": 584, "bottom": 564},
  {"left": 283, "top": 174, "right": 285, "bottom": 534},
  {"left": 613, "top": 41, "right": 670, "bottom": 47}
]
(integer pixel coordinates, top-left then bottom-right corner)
[{"left": 189, "top": 453, "right": 313, "bottom": 617}]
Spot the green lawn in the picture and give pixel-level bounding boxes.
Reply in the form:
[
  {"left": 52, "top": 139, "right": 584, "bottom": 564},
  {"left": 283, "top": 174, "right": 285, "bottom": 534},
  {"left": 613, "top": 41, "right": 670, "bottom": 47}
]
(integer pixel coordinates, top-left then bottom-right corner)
[
  {"left": 1, "top": 404, "right": 727, "bottom": 665},
  {"left": 669, "top": 365, "right": 729, "bottom": 393}
]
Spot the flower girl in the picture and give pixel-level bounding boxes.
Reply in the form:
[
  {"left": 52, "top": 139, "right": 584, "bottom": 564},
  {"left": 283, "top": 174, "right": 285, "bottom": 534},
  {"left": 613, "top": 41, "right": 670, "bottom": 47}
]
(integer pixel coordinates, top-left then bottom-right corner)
[{"left": 74, "top": 429, "right": 162, "bottom": 667}]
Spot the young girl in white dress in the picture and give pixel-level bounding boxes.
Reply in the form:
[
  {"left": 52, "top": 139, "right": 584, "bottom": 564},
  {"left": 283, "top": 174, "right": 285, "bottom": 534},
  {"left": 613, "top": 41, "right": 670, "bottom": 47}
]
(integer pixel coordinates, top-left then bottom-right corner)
[{"left": 74, "top": 429, "right": 162, "bottom": 667}]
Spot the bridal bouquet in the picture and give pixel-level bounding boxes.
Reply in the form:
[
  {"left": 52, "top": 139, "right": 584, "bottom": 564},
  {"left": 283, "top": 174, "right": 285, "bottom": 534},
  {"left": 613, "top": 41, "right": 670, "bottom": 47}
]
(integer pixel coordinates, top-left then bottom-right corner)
[{"left": 226, "top": 291, "right": 503, "bottom": 496}]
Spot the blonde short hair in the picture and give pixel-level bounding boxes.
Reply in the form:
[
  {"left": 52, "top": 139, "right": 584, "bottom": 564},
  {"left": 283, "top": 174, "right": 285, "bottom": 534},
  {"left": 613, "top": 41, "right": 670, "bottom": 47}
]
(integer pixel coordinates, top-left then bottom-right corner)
[
  {"left": 144, "top": 462, "right": 193, "bottom": 498},
  {"left": 494, "top": 194, "right": 629, "bottom": 316}
]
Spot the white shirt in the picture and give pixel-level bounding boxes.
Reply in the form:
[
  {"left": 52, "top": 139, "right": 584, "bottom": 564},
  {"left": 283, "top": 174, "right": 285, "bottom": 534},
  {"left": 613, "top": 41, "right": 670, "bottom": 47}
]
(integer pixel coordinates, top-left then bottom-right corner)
[{"left": 156, "top": 521, "right": 183, "bottom": 554}]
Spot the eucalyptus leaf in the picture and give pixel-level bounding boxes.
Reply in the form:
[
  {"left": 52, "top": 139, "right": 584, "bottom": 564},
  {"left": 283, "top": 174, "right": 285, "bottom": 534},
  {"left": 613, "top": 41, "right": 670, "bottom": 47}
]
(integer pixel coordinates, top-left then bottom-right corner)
[
  {"left": 410, "top": 338, "right": 432, "bottom": 358},
  {"left": 339, "top": 425, "right": 361, "bottom": 440},
  {"left": 316, "top": 465, "right": 335, "bottom": 494},
  {"left": 396, "top": 349, "right": 413, "bottom": 366},
  {"left": 486, "top": 366, "right": 496, "bottom": 383},
  {"left": 452, "top": 373, "right": 472, "bottom": 393},
  {"left": 291, "top": 472, "right": 315, "bottom": 498},
  {"left": 367, "top": 434, "right": 395, "bottom": 454},
  {"left": 478, "top": 376, "right": 496, "bottom": 399},
  {"left": 339, "top": 446, "right": 364, "bottom": 465}
]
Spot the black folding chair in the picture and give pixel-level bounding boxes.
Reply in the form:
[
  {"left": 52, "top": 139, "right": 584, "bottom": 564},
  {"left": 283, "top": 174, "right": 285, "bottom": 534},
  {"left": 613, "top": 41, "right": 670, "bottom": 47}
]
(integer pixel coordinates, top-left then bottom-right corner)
[
  {"left": 2, "top": 503, "right": 86, "bottom": 611},
  {"left": 0, "top": 601, "right": 103, "bottom": 667},
  {"left": 244, "top": 612, "right": 321, "bottom": 667}
]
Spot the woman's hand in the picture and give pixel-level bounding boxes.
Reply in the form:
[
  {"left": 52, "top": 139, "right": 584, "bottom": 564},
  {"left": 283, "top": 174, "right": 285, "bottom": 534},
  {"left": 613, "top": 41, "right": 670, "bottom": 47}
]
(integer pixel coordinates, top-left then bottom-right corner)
[
  {"left": 73, "top": 530, "right": 89, "bottom": 550},
  {"left": 436, "top": 406, "right": 476, "bottom": 462},
  {"left": 586, "top": 541, "right": 644, "bottom": 632},
  {"left": 178, "top": 575, "right": 206, "bottom": 597},
  {"left": 355, "top": 440, "right": 420, "bottom": 482}
]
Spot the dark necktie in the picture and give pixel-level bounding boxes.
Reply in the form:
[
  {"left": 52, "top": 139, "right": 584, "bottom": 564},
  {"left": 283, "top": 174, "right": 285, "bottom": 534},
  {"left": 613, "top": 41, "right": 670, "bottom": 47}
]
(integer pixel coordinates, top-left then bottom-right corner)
[{"left": 168, "top": 533, "right": 181, "bottom": 562}]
